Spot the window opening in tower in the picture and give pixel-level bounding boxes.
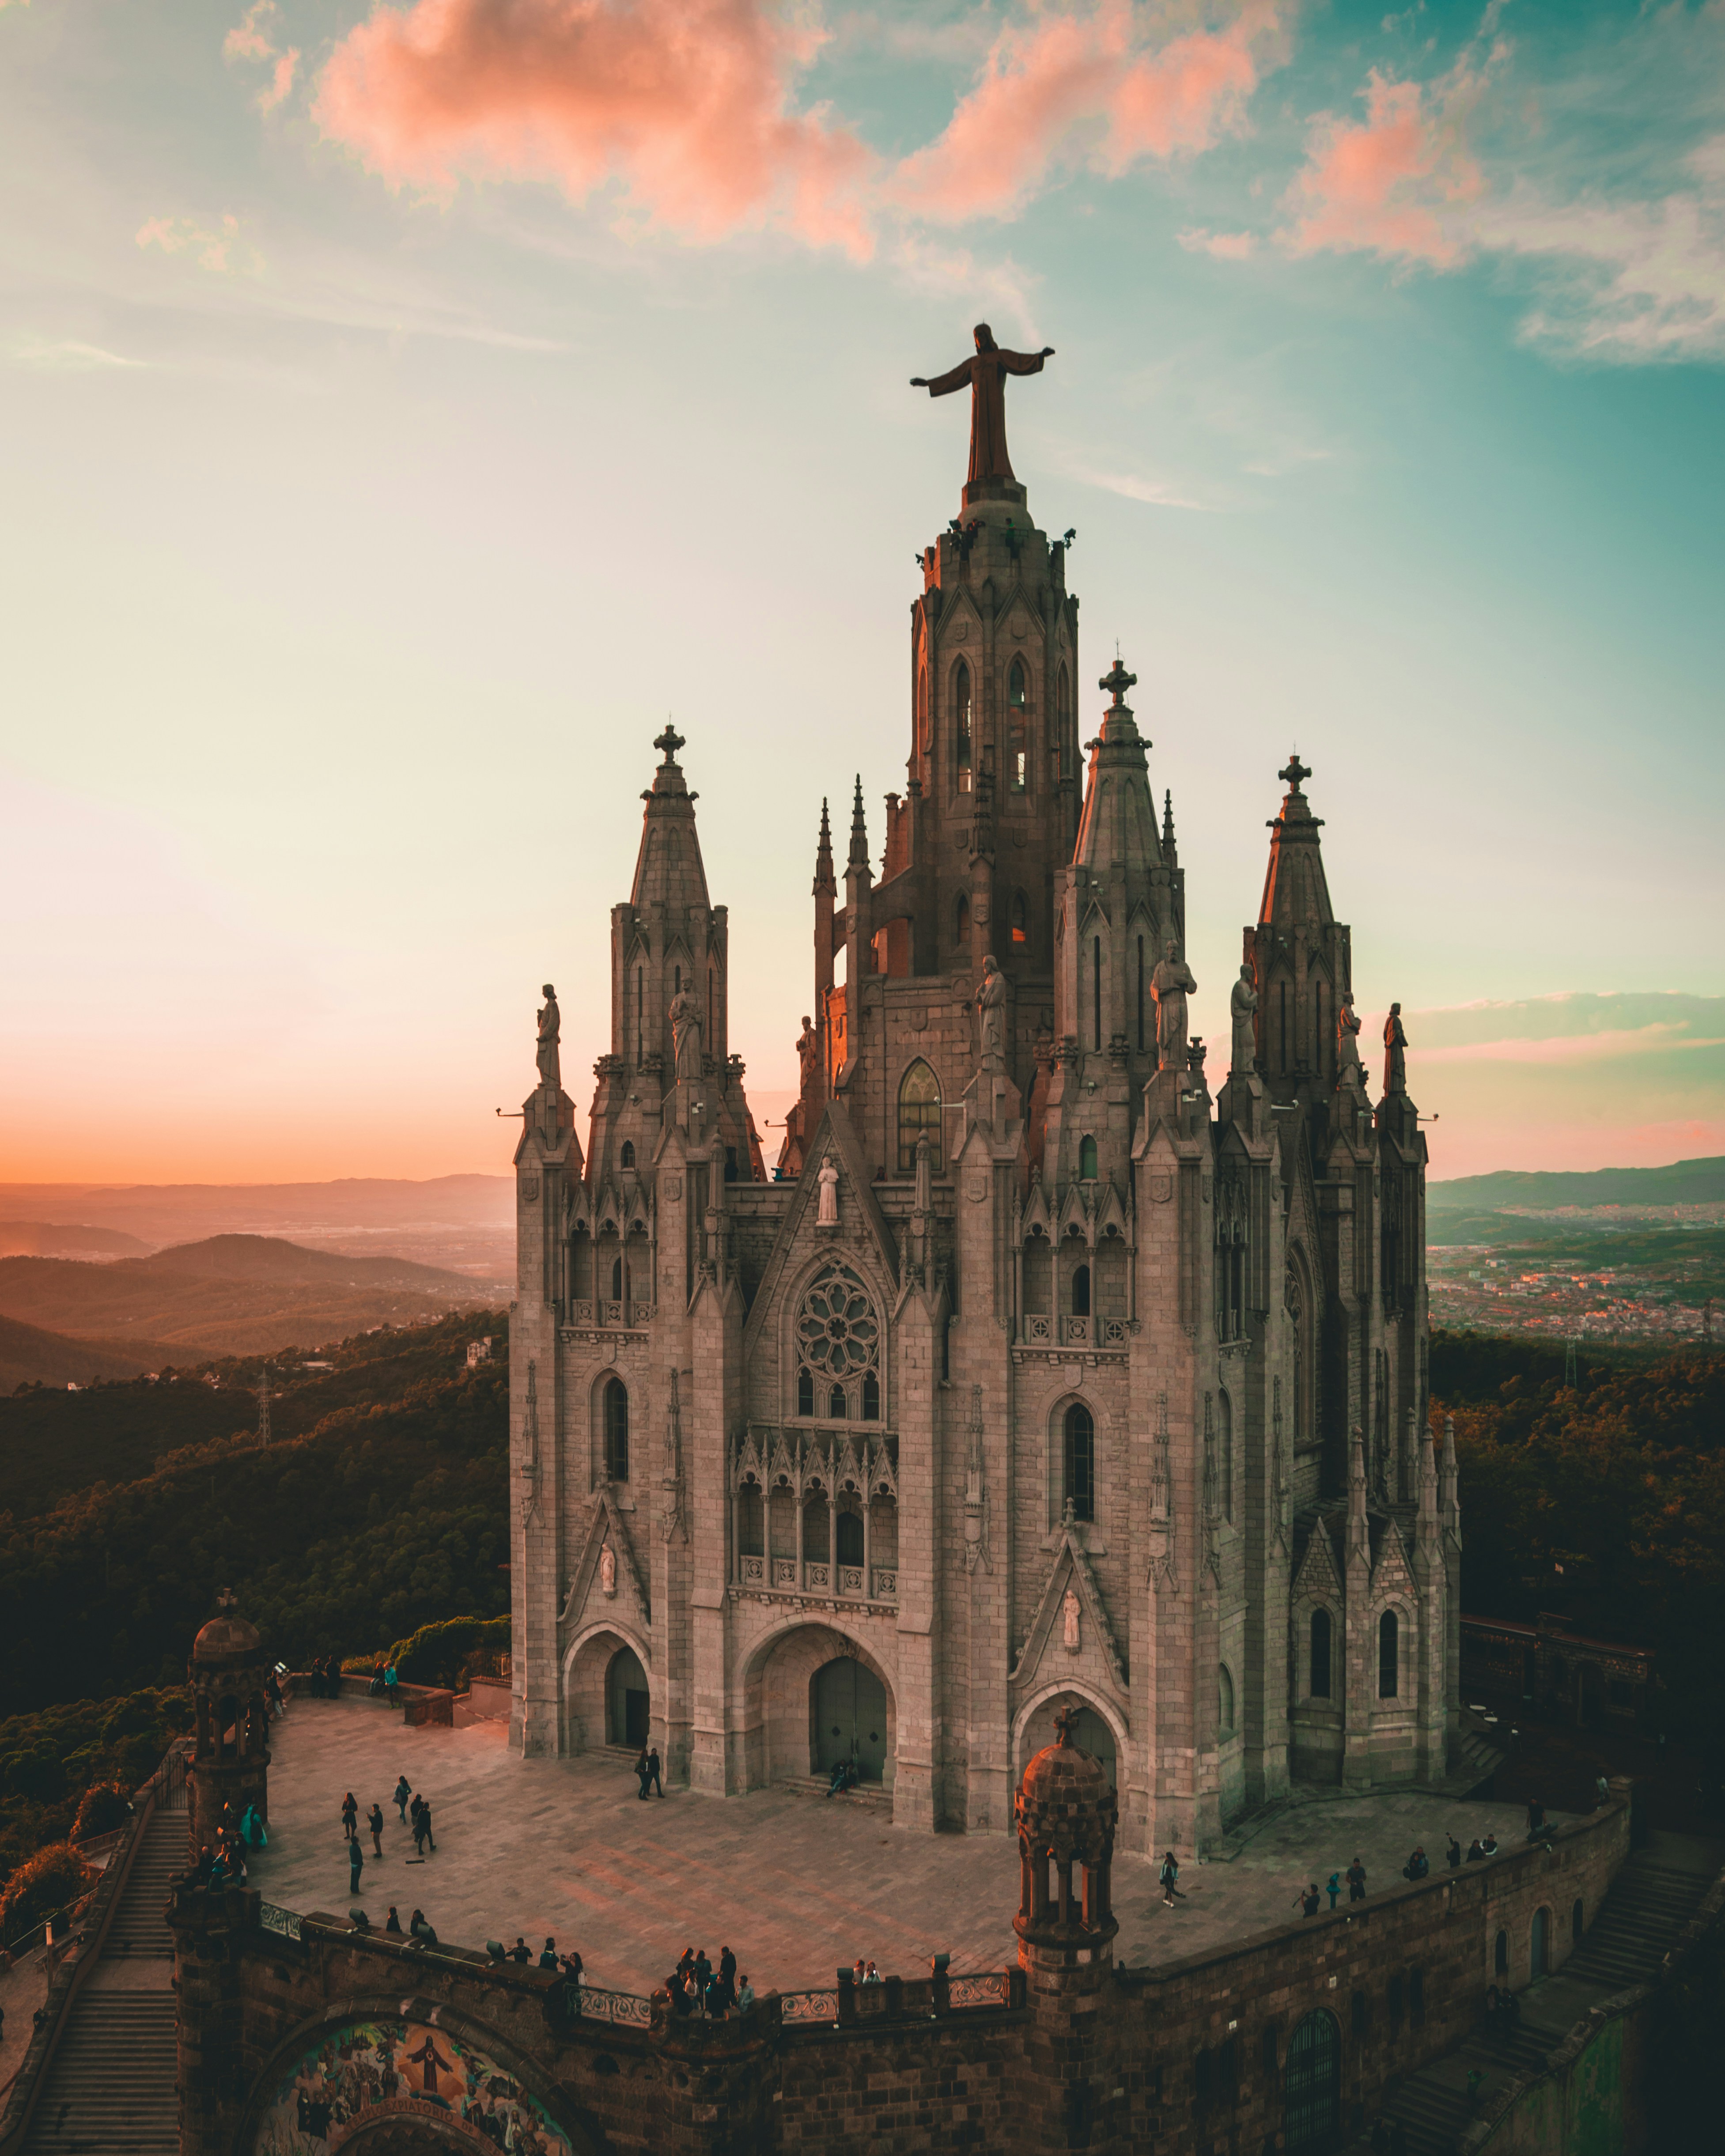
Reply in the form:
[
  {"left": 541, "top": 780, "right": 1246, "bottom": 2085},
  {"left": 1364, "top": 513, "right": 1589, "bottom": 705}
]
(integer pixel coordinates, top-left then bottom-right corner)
[
  {"left": 1011, "top": 891, "right": 1028, "bottom": 944},
  {"left": 1063, "top": 1402, "right": 1095, "bottom": 1522},
  {"left": 955, "top": 661, "right": 972, "bottom": 791},
  {"left": 1008, "top": 657, "right": 1027, "bottom": 708},
  {"left": 1135, "top": 937, "right": 1145, "bottom": 1052},
  {"left": 1092, "top": 939, "right": 1102, "bottom": 1051}
]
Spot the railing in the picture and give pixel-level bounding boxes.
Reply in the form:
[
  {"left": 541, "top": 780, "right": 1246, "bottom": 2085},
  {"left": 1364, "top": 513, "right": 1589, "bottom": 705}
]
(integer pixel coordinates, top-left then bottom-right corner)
[
  {"left": 1020, "top": 1316, "right": 1128, "bottom": 1349},
  {"left": 780, "top": 1988, "right": 840, "bottom": 2024},
  {"left": 948, "top": 1971, "right": 1012, "bottom": 2009},
  {"left": 838, "top": 1566, "right": 864, "bottom": 1595},
  {"left": 1064, "top": 1315, "right": 1091, "bottom": 1345},
  {"left": 1024, "top": 1314, "right": 1053, "bottom": 1343},
  {"left": 740, "top": 1556, "right": 765, "bottom": 1585},
  {"left": 570, "top": 1985, "right": 653, "bottom": 2028},
  {"left": 872, "top": 1569, "right": 897, "bottom": 1600},
  {"left": 258, "top": 1901, "right": 302, "bottom": 1942},
  {"left": 772, "top": 1559, "right": 797, "bottom": 1589},
  {"left": 738, "top": 1559, "right": 897, "bottom": 1603},
  {"left": 805, "top": 1562, "right": 830, "bottom": 1590}
]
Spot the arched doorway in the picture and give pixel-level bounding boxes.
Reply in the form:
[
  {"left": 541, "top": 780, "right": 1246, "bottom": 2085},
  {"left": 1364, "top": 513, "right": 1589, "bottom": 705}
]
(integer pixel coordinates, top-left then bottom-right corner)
[
  {"left": 1021, "top": 1694, "right": 1117, "bottom": 1787},
  {"left": 812, "top": 1656, "right": 887, "bottom": 1783},
  {"left": 1531, "top": 1905, "right": 1551, "bottom": 1979},
  {"left": 606, "top": 1645, "right": 649, "bottom": 1750},
  {"left": 1284, "top": 2009, "right": 1340, "bottom": 2153}
]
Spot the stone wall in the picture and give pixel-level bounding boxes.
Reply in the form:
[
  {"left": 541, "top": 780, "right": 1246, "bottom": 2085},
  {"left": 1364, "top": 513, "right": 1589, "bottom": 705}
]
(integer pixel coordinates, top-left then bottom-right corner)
[{"left": 182, "top": 1796, "right": 1644, "bottom": 2156}]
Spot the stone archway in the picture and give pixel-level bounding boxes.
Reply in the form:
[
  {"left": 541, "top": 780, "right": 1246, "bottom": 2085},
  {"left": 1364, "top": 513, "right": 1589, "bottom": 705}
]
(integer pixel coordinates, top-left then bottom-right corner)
[
  {"left": 741, "top": 1622, "right": 896, "bottom": 1793},
  {"left": 562, "top": 1624, "right": 651, "bottom": 1756},
  {"left": 1013, "top": 1687, "right": 1124, "bottom": 1790}
]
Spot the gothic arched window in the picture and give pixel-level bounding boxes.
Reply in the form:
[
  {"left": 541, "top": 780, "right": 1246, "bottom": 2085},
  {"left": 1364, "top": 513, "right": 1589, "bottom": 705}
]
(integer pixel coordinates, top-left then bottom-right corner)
[
  {"left": 1218, "top": 1664, "right": 1236, "bottom": 1735},
  {"left": 1011, "top": 890, "right": 1028, "bottom": 944},
  {"left": 862, "top": 1371, "right": 880, "bottom": 1420},
  {"left": 603, "top": 1378, "right": 629, "bottom": 1483},
  {"left": 1063, "top": 1402, "right": 1095, "bottom": 1521},
  {"left": 620, "top": 1139, "right": 635, "bottom": 1169},
  {"left": 1219, "top": 1388, "right": 1234, "bottom": 1523},
  {"left": 1310, "top": 1607, "right": 1332, "bottom": 1698},
  {"left": 1007, "top": 656, "right": 1027, "bottom": 707},
  {"left": 955, "top": 892, "right": 970, "bottom": 946},
  {"left": 954, "top": 660, "right": 972, "bottom": 787},
  {"left": 1071, "top": 1262, "right": 1091, "bottom": 1316},
  {"left": 1078, "top": 1135, "right": 1098, "bottom": 1181},
  {"left": 897, "top": 1058, "right": 942, "bottom": 1174},
  {"left": 1378, "top": 1610, "right": 1400, "bottom": 1698},
  {"left": 796, "top": 1264, "right": 880, "bottom": 1425},
  {"left": 836, "top": 1510, "right": 864, "bottom": 1566}
]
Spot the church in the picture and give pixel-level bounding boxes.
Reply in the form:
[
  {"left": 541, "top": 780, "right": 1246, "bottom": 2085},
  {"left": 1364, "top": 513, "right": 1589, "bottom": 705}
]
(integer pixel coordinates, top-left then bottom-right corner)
[{"left": 509, "top": 329, "right": 1459, "bottom": 1854}]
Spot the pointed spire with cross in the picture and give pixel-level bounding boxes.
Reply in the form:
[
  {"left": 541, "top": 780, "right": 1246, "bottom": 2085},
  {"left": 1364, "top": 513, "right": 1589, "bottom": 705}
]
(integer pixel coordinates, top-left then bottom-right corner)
[
  {"left": 1098, "top": 655, "right": 1137, "bottom": 712},
  {"left": 1280, "top": 751, "right": 1312, "bottom": 793},
  {"left": 847, "top": 773, "right": 869, "bottom": 870},
  {"left": 654, "top": 721, "right": 685, "bottom": 767}
]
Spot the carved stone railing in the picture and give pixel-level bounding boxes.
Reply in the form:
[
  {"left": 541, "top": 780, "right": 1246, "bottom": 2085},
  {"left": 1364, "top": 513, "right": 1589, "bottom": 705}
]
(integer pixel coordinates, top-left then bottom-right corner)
[
  {"left": 603, "top": 1300, "right": 624, "bottom": 1324},
  {"left": 258, "top": 1901, "right": 303, "bottom": 1942},
  {"left": 1023, "top": 1314, "right": 1053, "bottom": 1344},
  {"left": 571, "top": 1299, "right": 594, "bottom": 1323},
  {"left": 571, "top": 1985, "right": 653, "bottom": 2028},
  {"left": 871, "top": 1569, "right": 897, "bottom": 1600},
  {"left": 838, "top": 1566, "right": 865, "bottom": 1595},
  {"left": 772, "top": 1559, "right": 798, "bottom": 1589},
  {"left": 1101, "top": 1318, "right": 1128, "bottom": 1346},
  {"left": 740, "top": 1556, "right": 765, "bottom": 1585},
  {"left": 780, "top": 1988, "right": 840, "bottom": 2024},
  {"left": 1063, "top": 1316, "right": 1091, "bottom": 1346},
  {"left": 805, "top": 1562, "right": 830, "bottom": 1591},
  {"left": 948, "top": 1971, "right": 1012, "bottom": 2009}
]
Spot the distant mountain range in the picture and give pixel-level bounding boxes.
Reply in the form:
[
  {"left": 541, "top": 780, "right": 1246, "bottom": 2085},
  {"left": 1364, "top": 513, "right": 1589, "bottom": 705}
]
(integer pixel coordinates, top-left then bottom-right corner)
[
  {"left": 1427, "top": 1155, "right": 1725, "bottom": 1213},
  {"left": 0, "top": 1232, "right": 500, "bottom": 1367},
  {"left": 0, "top": 1220, "right": 152, "bottom": 1260},
  {"left": 0, "top": 1313, "right": 188, "bottom": 1395}
]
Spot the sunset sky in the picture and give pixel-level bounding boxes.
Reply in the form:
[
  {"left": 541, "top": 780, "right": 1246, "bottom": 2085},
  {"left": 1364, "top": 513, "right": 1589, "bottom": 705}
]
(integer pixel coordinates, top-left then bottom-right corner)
[{"left": 3, "top": 0, "right": 1721, "bottom": 1185}]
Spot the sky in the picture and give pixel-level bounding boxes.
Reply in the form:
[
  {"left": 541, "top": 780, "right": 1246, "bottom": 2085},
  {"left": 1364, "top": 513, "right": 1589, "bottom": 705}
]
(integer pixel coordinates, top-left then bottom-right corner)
[{"left": 1, "top": 0, "right": 1721, "bottom": 1186}]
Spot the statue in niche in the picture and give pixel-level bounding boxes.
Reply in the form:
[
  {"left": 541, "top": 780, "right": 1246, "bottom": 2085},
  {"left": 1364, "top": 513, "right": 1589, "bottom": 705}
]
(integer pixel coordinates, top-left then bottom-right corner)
[
  {"left": 977, "top": 954, "right": 1009, "bottom": 1071},
  {"left": 670, "top": 985, "right": 702, "bottom": 1081},
  {"left": 1383, "top": 1002, "right": 1408, "bottom": 1095},
  {"left": 1337, "top": 991, "right": 1364, "bottom": 1082},
  {"left": 1229, "top": 963, "right": 1259, "bottom": 1074},
  {"left": 535, "top": 983, "right": 561, "bottom": 1089},
  {"left": 599, "top": 1544, "right": 617, "bottom": 1599},
  {"left": 1151, "top": 940, "right": 1197, "bottom": 1070},
  {"left": 796, "top": 1015, "right": 820, "bottom": 1090},
  {"left": 816, "top": 1158, "right": 840, "bottom": 1227},
  {"left": 1062, "top": 1589, "right": 1081, "bottom": 1653}
]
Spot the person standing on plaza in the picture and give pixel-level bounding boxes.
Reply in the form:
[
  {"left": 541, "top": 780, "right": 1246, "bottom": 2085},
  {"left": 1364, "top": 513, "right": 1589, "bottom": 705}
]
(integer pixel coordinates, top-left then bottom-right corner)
[
  {"left": 386, "top": 1906, "right": 403, "bottom": 1935},
  {"left": 646, "top": 1746, "right": 664, "bottom": 1798},
  {"left": 1159, "top": 1851, "right": 1182, "bottom": 1907},
  {"left": 266, "top": 1669, "right": 286, "bottom": 1718},
  {"left": 368, "top": 1803, "right": 384, "bottom": 1857},
  {"left": 1296, "top": 1883, "right": 1321, "bottom": 1918},
  {"left": 418, "top": 1797, "right": 435, "bottom": 1853},
  {"left": 1446, "top": 1833, "right": 1462, "bottom": 1869},
  {"left": 634, "top": 1747, "right": 651, "bottom": 1800},
  {"left": 410, "top": 1796, "right": 427, "bottom": 1855},
  {"left": 1347, "top": 1856, "right": 1367, "bottom": 1902},
  {"left": 348, "top": 1836, "right": 364, "bottom": 1896},
  {"left": 735, "top": 1974, "right": 755, "bottom": 2013},
  {"left": 393, "top": 1774, "right": 412, "bottom": 1823},
  {"left": 719, "top": 1945, "right": 737, "bottom": 2004}
]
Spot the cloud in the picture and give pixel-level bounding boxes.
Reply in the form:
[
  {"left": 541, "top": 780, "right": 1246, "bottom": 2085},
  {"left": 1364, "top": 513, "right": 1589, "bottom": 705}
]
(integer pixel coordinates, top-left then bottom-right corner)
[
  {"left": 224, "top": 1, "right": 300, "bottom": 114},
  {"left": 15, "top": 338, "right": 145, "bottom": 370},
  {"left": 1076, "top": 465, "right": 1210, "bottom": 510},
  {"left": 889, "top": 0, "right": 1285, "bottom": 225},
  {"left": 889, "top": 234, "right": 1040, "bottom": 344},
  {"left": 136, "top": 213, "right": 263, "bottom": 276},
  {"left": 1178, "top": 225, "right": 1257, "bottom": 258},
  {"left": 1275, "top": 15, "right": 1725, "bottom": 360},
  {"left": 314, "top": 0, "right": 876, "bottom": 258}
]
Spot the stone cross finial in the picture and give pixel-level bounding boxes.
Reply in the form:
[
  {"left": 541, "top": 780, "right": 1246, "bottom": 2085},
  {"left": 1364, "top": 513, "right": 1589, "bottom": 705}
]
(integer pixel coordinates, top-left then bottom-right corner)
[
  {"left": 1052, "top": 1702, "right": 1081, "bottom": 1747},
  {"left": 215, "top": 1585, "right": 236, "bottom": 1615},
  {"left": 1279, "top": 752, "right": 1312, "bottom": 791},
  {"left": 654, "top": 722, "right": 685, "bottom": 765},
  {"left": 1098, "top": 656, "right": 1137, "bottom": 710}
]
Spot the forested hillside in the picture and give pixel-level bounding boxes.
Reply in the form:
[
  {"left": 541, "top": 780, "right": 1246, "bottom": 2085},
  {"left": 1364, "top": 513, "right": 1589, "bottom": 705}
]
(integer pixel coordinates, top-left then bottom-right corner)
[
  {"left": 1433, "top": 1335, "right": 1725, "bottom": 1763},
  {"left": 0, "top": 1313, "right": 509, "bottom": 1724}
]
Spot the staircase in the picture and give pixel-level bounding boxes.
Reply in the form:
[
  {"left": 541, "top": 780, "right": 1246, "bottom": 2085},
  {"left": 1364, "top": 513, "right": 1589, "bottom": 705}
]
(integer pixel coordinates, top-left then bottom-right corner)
[
  {"left": 777, "top": 1774, "right": 894, "bottom": 1816},
  {"left": 20, "top": 1810, "right": 182, "bottom": 2155},
  {"left": 1346, "top": 1842, "right": 1719, "bottom": 2156}
]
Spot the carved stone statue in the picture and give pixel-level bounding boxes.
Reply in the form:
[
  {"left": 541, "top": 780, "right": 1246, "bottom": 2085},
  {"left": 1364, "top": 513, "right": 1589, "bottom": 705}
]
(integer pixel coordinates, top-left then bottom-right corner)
[
  {"left": 911, "top": 325, "right": 1055, "bottom": 486},
  {"left": 1229, "top": 963, "right": 1259, "bottom": 1074},
  {"left": 670, "top": 986, "right": 702, "bottom": 1081},
  {"left": 535, "top": 983, "right": 560, "bottom": 1089},
  {"left": 1062, "top": 1589, "right": 1081, "bottom": 1653},
  {"left": 599, "top": 1544, "right": 617, "bottom": 1598},
  {"left": 1150, "top": 941, "right": 1197, "bottom": 1070},
  {"left": 1337, "top": 991, "right": 1363, "bottom": 1082},
  {"left": 1383, "top": 1002, "right": 1408, "bottom": 1096},
  {"left": 976, "top": 954, "right": 1009, "bottom": 1070},
  {"left": 816, "top": 1158, "right": 840, "bottom": 1228},
  {"left": 796, "top": 1015, "right": 820, "bottom": 1090}
]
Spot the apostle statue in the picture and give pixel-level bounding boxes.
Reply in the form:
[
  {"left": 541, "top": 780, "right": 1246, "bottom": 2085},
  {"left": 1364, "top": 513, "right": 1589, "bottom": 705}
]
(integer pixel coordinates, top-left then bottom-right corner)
[
  {"left": 1229, "top": 962, "right": 1259, "bottom": 1074},
  {"left": 670, "top": 985, "right": 702, "bottom": 1081},
  {"left": 911, "top": 325, "right": 1055, "bottom": 487},
  {"left": 1151, "top": 941, "right": 1197, "bottom": 1070},
  {"left": 976, "top": 953, "right": 1009, "bottom": 1071},
  {"left": 1383, "top": 1002, "right": 1408, "bottom": 1096},
  {"left": 817, "top": 1158, "right": 840, "bottom": 1228},
  {"left": 1337, "top": 991, "right": 1364, "bottom": 1082},
  {"left": 1062, "top": 1589, "right": 1081, "bottom": 1653},
  {"left": 535, "top": 983, "right": 560, "bottom": 1089},
  {"left": 796, "top": 1015, "right": 820, "bottom": 1090},
  {"left": 599, "top": 1544, "right": 617, "bottom": 1596}
]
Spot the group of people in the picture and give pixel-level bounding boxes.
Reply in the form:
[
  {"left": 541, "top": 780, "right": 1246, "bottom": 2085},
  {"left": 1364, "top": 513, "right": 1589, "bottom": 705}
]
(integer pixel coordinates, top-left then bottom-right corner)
[
  {"left": 193, "top": 1796, "right": 269, "bottom": 1890},
  {"left": 1294, "top": 1857, "right": 1371, "bottom": 1918},
  {"left": 306, "top": 1653, "right": 347, "bottom": 1698},
  {"left": 365, "top": 1662, "right": 402, "bottom": 1704},
  {"left": 352, "top": 1905, "right": 439, "bottom": 1944},
  {"left": 665, "top": 1944, "right": 753, "bottom": 2019},
  {"left": 632, "top": 1747, "right": 664, "bottom": 1800},
  {"left": 340, "top": 1776, "right": 436, "bottom": 1894}
]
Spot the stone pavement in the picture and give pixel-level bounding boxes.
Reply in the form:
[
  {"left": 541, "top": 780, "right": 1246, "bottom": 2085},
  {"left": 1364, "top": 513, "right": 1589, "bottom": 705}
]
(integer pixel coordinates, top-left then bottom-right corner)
[{"left": 249, "top": 1699, "right": 1569, "bottom": 1995}]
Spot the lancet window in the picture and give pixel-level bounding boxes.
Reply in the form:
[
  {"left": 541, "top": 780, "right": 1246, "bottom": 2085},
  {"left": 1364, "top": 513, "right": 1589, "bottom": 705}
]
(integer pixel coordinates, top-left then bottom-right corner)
[
  {"left": 795, "top": 1263, "right": 882, "bottom": 1422},
  {"left": 897, "top": 1059, "right": 942, "bottom": 1173},
  {"left": 954, "top": 660, "right": 973, "bottom": 791}
]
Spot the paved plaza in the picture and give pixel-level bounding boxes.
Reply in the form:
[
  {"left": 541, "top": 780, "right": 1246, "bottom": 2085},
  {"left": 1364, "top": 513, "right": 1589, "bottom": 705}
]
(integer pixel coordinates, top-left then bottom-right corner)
[{"left": 247, "top": 1698, "right": 1569, "bottom": 1995}]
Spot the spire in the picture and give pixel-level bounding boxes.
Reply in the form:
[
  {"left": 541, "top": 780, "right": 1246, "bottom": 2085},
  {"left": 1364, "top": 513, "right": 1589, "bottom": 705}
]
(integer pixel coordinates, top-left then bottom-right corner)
[
  {"left": 630, "top": 722, "right": 709, "bottom": 908},
  {"left": 1162, "top": 788, "right": 1175, "bottom": 850},
  {"left": 1258, "top": 749, "right": 1333, "bottom": 933},
  {"left": 1418, "top": 1423, "right": 1439, "bottom": 1536},
  {"left": 847, "top": 774, "right": 869, "bottom": 870},
  {"left": 1440, "top": 1415, "right": 1460, "bottom": 1532},
  {"left": 1073, "top": 653, "right": 1161, "bottom": 873},
  {"left": 813, "top": 796, "right": 835, "bottom": 895},
  {"left": 1348, "top": 1423, "right": 1369, "bottom": 1559}
]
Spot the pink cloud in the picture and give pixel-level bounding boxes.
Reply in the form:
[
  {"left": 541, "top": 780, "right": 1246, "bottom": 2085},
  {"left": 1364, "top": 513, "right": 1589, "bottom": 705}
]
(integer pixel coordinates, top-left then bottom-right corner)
[
  {"left": 891, "top": 2, "right": 1283, "bottom": 224},
  {"left": 313, "top": 0, "right": 876, "bottom": 257},
  {"left": 1178, "top": 225, "right": 1257, "bottom": 258},
  {"left": 1282, "top": 57, "right": 1496, "bottom": 268},
  {"left": 225, "top": 2, "right": 299, "bottom": 113}
]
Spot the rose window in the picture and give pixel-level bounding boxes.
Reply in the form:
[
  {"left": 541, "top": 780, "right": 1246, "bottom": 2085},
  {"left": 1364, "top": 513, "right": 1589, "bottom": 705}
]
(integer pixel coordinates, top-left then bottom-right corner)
[{"left": 796, "top": 1266, "right": 881, "bottom": 1419}]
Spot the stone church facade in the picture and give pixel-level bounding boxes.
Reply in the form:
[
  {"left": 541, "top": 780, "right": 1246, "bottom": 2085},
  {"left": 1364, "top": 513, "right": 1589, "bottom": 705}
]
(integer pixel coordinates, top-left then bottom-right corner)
[{"left": 509, "top": 414, "right": 1460, "bottom": 1854}]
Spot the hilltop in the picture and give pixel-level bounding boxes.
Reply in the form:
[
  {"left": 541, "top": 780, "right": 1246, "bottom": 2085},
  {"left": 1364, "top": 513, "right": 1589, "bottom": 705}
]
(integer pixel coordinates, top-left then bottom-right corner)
[
  {"left": 0, "top": 1221, "right": 150, "bottom": 1260},
  {"left": 0, "top": 1314, "right": 186, "bottom": 1397},
  {"left": 1428, "top": 1154, "right": 1725, "bottom": 1214},
  {"left": 0, "top": 1232, "right": 503, "bottom": 1361}
]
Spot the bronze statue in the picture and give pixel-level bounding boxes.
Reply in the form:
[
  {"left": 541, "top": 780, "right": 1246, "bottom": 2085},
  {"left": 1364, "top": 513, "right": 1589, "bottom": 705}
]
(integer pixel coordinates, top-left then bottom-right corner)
[
  {"left": 535, "top": 983, "right": 560, "bottom": 1089},
  {"left": 911, "top": 324, "right": 1055, "bottom": 485},
  {"left": 1383, "top": 1002, "right": 1408, "bottom": 1096}
]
